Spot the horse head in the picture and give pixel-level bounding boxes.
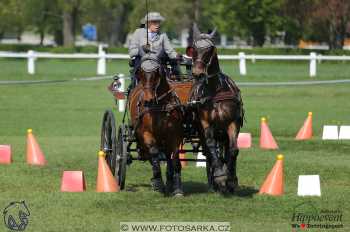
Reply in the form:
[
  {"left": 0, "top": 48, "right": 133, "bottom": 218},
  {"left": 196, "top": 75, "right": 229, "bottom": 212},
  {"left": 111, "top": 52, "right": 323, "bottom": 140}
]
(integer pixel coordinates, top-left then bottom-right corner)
[
  {"left": 192, "top": 23, "right": 219, "bottom": 78},
  {"left": 139, "top": 54, "right": 166, "bottom": 102}
]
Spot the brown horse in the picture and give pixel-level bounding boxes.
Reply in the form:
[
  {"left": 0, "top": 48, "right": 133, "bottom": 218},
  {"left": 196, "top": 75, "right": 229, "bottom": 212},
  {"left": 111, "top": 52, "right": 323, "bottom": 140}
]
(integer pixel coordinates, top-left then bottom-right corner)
[
  {"left": 189, "top": 25, "right": 244, "bottom": 193},
  {"left": 129, "top": 54, "right": 184, "bottom": 196}
]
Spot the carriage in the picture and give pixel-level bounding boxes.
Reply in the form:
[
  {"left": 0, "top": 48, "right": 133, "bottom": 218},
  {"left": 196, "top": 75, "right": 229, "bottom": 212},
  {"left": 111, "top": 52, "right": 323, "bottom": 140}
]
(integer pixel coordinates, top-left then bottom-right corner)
[
  {"left": 100, "top": 26, "right": 244, "bottom": 195},
  {"left": 100, "top": 56, "right": 211, "bottom": 190}
]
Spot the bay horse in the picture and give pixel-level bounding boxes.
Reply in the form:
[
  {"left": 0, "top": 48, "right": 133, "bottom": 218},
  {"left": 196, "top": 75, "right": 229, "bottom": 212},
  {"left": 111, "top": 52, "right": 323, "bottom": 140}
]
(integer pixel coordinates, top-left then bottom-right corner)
[
  {"left": 128, "top": 54, "right": 184, "bottom": 196},
  {"left": 189, "top": 25, "right": 244, "bottom": 193}
]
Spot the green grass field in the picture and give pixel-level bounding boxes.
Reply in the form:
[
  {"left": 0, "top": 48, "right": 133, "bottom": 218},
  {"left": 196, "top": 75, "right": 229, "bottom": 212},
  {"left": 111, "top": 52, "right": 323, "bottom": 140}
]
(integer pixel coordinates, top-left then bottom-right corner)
[{"left": 0, "top": 59, "right": 349, "bottom": 231}]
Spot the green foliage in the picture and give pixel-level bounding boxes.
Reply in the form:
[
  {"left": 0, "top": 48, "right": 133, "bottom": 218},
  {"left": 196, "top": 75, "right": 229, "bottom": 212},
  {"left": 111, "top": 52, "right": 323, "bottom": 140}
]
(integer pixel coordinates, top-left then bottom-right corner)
[
  {"left": 0, "top": 0, "right": 26, "bottom": 37},
  {"left": 230, "top": 0, "right": 284, "bottom": 46},
  {"left": 1, "top": 0, "right": 350, "bottom": 49},
  {"left": 126, "top": 0, "right": 191, "bottom": 37}
]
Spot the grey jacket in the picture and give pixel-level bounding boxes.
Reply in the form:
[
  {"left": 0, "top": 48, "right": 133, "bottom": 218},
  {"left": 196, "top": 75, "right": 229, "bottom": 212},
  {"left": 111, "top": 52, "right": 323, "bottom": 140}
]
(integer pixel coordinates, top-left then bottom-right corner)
[{"left": 128, "top": 28, "right": 177, "bottom": 60}]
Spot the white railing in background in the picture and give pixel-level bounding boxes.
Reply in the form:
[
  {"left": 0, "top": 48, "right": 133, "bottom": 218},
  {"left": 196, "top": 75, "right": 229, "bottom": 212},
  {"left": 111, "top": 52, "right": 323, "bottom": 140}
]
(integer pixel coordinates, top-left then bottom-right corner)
[{"left": 1, "top": 50, "right": 350, "bottom": 77}]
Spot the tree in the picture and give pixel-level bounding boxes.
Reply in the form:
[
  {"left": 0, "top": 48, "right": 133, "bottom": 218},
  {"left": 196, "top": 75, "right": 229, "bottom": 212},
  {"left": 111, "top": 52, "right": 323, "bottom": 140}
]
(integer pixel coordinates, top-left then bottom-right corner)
[
  {"left": 24, "top": 0, "right": 62, "bottom": 45},
  {"left": 57, "top": 0, "right": 83, "bottom": 47},
  {"left": 83, "top": 0, "right": 134, "bottom": 46},
  {"left": 312, "top": 0, "right": 350, "bottom": 49},
  {"left": 127, "top": 0, "right": 191, "bottom": 39},
  {"left": 282, "top": 0, "right": 316, "bottom": 45},
  {"left": 231, "top": 0, "right": 284, "bottom": 46},
  {"left": 0, "top": 0, "right": 25, "bottom": 40},
  {"left": 200, "top": 0, "right": 284, "bottom": 46}
]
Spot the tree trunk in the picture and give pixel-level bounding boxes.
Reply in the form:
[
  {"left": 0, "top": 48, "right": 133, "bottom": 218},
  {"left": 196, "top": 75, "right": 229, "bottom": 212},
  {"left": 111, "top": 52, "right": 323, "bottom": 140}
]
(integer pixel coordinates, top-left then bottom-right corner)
[
  {"left": 16, "top": 28, "right": 22, "bottom": 42},
  {"left": 72, "top": 6, "right": 79, "bottom": 42},
  {"left": 252, "top": 23, "right": 266, "bottom": 47},
  {"left": 54, "top": 29, "right": 64, "bottom": 46},
  {"left": 40, "top": 30, "right": 45, "bottom": 45},
  {"left": 109, "top": 2, "right": 132, "bottom": 46},
  {"left": 337, "top": 18, "right": 347, "bottom": 49},
  {"left": 63, "top": 11, "right": 74, "bottom": 47},
  {"left": 328, "top": 22, "right": 336, "bottom": 50}
]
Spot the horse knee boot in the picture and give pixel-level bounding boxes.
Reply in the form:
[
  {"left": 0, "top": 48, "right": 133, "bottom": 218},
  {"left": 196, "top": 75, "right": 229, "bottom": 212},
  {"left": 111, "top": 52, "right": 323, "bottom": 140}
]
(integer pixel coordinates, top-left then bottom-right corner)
[{"left": 172, "top": 173, "right": 184, "bottom": 197}]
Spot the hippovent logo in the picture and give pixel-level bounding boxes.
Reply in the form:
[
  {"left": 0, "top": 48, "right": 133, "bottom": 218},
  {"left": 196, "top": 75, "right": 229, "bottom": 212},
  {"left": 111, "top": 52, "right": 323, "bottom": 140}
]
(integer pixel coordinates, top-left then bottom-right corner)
[
  {"left": 291, "top": 202, "right": 343, "bottom": 230},
  {"left": 3, "top": 201, "right": 30, "bottom": 231}
]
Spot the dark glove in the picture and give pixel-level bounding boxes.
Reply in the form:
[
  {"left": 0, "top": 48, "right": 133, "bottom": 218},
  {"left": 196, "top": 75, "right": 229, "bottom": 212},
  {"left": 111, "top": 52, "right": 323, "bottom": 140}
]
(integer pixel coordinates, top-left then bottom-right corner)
[
  {"left": 142, "top": 44, "right": 151, "bottom": 53},
  {"left": 176, "top": 53, "right": 183, "bottom": 61}
]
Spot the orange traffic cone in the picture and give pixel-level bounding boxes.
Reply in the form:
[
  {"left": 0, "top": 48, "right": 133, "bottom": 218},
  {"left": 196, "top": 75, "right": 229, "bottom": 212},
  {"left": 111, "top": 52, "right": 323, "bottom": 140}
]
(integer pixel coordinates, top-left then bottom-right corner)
[
  {"left": 179, "top": 144, "right": 187, "bottom": 167},
  {"left": 26, "top": 129, "right": 47, "bottom": 166},
  {"left": 259, "top": 154, "right": 284, "bottom": 196},
  {"left": 295, "top": 112, "right": 313, "bottom": 140},
  {"left": 260, "top": 118, "right": 279, "bottom": 149},
  {"left": 96, "top": 151, "right": 119, "bottom": 192}
]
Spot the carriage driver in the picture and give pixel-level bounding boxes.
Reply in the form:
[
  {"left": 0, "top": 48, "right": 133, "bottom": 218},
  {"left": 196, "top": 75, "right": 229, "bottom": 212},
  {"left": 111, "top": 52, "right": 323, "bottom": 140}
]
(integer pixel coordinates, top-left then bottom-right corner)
[{"left": 128, "top": 12, "right": 182, "bottom": 88}]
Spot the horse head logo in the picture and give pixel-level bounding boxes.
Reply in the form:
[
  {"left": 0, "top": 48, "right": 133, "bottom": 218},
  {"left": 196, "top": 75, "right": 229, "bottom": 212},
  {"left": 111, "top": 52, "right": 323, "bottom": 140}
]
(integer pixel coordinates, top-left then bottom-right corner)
[{"left": 3, "top": 201, "right": 30, "bottom": 231}]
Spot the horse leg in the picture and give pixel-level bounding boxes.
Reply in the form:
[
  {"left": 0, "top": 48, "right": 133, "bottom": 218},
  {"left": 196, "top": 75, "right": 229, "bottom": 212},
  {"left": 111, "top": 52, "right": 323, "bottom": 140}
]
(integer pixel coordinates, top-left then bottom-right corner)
[
  {"left": 166, "top": 157, "right": 174, "bottom": 194},
  {"left": 203, "top": 125, "right": 227, "bottom": 189},
  {"left": 202, "top": 145, "right": 217, "bottom": 192},
  {"left": 149, "top": 146, "right": 165, "bottom": 193},
  {"left": 172, "top": 156, "right": 184, "bottom": 197},
  {"left": 225, "top": 122, "right": 239, "bottom": 193}
]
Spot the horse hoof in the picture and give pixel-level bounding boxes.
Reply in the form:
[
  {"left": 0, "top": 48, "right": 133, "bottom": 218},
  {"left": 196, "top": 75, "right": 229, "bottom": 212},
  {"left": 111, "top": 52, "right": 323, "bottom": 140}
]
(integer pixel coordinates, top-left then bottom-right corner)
[
  {"left": 151, "top": 178, "right": 165, "bottom": 193},
  {"left": 172, "top": 189, "right": 184, "bottom": 197},
  {"left": 214, "top": 175, "right": 227, "bottom": 187},
  {"left": 227, "top": 179, "right": 238, "bottom": 193}
]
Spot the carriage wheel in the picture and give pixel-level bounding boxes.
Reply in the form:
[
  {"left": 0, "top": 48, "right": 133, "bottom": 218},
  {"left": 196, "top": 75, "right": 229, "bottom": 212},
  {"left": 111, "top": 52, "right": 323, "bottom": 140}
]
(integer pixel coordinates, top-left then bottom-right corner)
[
  {"left": 100, "top": 110, "right": 117, "bottom": 175},
  {"left": 116, "top": 125, "right": 128, "bottom": 190},
  {"left": 100, "top": 110, "right": 127, "bottom": 190}
]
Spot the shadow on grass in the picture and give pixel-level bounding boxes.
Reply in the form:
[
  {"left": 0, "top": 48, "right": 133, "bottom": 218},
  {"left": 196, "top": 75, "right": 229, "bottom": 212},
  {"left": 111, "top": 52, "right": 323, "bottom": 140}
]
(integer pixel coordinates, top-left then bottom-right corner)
[
  {"left": 125, "top": 184, "right": 151, "bottom": 192},
  {"left": 233, "top": 185, "right": 259, "bottom": 198},
  {"left": 183, "top": 182, "right": 259, "bottom": 198},
  {"left": 183, "top": 181, "right": 209, "bottom": 195}
]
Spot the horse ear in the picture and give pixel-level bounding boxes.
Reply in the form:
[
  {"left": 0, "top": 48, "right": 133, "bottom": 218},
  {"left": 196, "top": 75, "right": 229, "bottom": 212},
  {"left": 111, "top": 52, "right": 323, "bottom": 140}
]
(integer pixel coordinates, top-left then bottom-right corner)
[
  {"left": 209, "top": 27, "right": 217, "bottom": 39},
  {"left": 193, "top": 23, "right": 201, "bottom": 41}
]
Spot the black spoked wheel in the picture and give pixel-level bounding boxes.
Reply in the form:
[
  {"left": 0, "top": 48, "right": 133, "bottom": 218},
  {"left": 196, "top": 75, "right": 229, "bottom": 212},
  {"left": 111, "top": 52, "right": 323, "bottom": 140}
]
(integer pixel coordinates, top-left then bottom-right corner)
[
  {"left": 116, "top": 125, "right": 128, "bottom": 190},
  {"left": 101, "top": 110, "right": 117, "bottom": 175}
]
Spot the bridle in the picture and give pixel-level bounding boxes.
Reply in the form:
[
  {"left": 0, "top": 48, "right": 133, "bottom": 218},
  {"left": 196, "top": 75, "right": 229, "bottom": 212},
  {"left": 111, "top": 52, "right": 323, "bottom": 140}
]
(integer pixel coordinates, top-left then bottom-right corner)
[
  {"left": 140, "top": 56, "right": 171, "bottom": 104},
  {"left": 193, "top": 38, "right": 220, "bottom": 79},
  {"left": 135, "top": 56, "right": 181, "bottom": 128}
]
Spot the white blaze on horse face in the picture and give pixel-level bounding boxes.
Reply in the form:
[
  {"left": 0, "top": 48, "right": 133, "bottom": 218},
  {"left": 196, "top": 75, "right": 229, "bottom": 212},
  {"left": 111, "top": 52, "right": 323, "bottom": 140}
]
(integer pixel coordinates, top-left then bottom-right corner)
[{"left": 142, "top": 72, "right": 157, "bottom": 100}]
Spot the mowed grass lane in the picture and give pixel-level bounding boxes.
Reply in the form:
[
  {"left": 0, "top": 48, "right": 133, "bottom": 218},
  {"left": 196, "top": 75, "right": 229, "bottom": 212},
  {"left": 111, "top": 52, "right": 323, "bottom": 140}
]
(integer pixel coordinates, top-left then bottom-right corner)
[{"left": 0, "top": 59, "right": 349, "bottom": 231}]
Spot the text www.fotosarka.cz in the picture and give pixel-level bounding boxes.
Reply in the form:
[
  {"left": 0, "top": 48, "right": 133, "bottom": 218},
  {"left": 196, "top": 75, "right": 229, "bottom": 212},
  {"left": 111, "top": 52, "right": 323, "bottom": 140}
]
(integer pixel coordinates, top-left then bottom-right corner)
[{"left": 119, "top": 222, "right": 231, "bottom": 232}]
